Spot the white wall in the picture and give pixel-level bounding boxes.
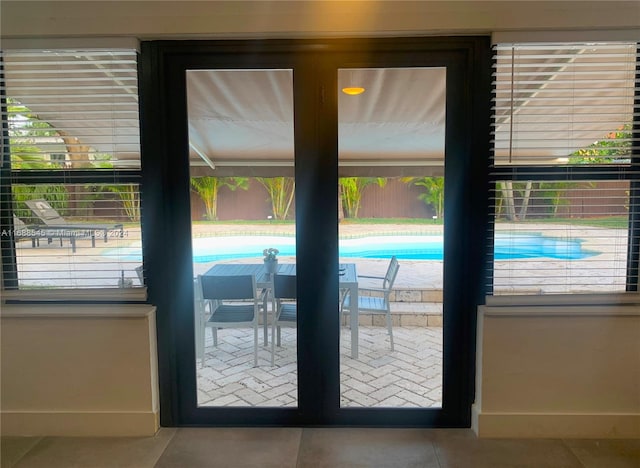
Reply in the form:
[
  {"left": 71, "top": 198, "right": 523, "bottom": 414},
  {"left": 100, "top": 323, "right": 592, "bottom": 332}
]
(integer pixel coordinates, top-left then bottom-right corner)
[
  {"left": 0, "top": 305, "right": 159, "bottom": 436},
  {"left": 1, "top": 1, "right": 639, "bottom": 39},
  {"left": 473, "top": 305, "right": 640, "bottom": 438}
]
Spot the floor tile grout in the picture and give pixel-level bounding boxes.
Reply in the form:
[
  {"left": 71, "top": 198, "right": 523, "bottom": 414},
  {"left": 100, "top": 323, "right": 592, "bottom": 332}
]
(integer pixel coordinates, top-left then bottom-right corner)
[
  {"left": 12, "top": 436, "right": 44, "bottom": 468},
  {"left": 294, "top": 428, "right": 304, "bottom": 468},
  {"left": 152, "top": 429, "right": 178, "bottom": 468},
  {"left": 559, "top": 438, "right": 587, "bottom": 468},
  {"left": 431, "top": 438, "right": 443, "bottom": 468}
]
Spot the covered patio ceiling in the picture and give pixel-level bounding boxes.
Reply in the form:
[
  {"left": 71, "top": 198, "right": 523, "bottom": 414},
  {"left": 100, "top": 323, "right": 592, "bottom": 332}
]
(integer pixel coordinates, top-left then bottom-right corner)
[
  {"left": 5, "top": 43, "right": 635, "bottom": 177},
  {"left": 186, "top": 67, "right": 447, "bottom": 177}
]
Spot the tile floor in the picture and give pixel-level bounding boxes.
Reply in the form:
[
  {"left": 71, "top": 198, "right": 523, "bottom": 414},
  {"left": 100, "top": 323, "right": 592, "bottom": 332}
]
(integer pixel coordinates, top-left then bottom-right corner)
[{"left": 2, "top": 428, "right": 638, "bottom": 467}]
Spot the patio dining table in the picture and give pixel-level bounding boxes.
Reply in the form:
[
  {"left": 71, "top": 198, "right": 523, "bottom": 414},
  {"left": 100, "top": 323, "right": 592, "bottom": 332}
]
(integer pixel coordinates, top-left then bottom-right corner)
[{"left": 204, "top": 262, "right": 360, "bottom": 359}]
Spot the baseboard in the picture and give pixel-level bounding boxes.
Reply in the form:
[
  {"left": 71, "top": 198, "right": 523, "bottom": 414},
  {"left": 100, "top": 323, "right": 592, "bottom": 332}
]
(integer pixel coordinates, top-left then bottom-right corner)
[
  {"left": 471, "top": 405, "right": 640, "bottom": 438},
  {"left": 0, "top": 411, "right": 159, "bottom": 437}
]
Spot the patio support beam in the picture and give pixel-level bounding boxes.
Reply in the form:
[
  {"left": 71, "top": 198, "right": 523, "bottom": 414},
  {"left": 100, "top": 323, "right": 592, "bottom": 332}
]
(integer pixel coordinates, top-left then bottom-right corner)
[{"left": 189, "top": 141, "right": 215, "bottom": 170}]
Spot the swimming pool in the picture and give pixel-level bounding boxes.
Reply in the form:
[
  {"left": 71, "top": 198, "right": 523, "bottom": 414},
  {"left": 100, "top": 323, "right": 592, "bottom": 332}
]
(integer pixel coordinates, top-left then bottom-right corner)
[{"left": 181, "top": 233, "right": 595, "bottom": 263}]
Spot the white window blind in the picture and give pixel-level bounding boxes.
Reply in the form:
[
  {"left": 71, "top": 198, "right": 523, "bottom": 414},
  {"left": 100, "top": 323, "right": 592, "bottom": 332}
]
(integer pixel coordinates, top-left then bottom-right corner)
[
  {"left": 1, "top": 49, "right": 143, "bottom": 294},
  {"left": 489, "top": 41, "right": 639, "bottom": 296},
  {"left": 493, "top": 42, "right": 637, "bottom": 165}
]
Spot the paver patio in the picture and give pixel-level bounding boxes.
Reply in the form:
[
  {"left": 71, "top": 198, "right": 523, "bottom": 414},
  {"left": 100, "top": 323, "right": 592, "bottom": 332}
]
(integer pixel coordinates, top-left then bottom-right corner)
[{"left": 196, "top": 325, "right": 443, "bottom": 408}]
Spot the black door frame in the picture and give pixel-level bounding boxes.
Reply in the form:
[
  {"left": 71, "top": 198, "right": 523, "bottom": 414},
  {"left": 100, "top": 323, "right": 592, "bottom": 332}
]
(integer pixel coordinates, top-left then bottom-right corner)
[{"left": 140, "top": 36, "right": 491, "bottom": 427}]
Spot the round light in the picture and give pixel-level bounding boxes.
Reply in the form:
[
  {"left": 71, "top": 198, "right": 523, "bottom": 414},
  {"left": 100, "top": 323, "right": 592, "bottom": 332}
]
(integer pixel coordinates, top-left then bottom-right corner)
[{"left": 341, "top": 87, "right": 365, "bottom": 96}]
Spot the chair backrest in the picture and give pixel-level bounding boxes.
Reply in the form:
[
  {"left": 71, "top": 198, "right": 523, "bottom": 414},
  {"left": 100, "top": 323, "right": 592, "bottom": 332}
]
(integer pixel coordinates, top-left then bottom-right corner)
[
  {"left": 382, "top": 256, "right": 400, "bottom": 291},
  {"left": 25, "top": 199, "right": 65, "bottom": 224},
  {"left": 273, "top": 274, "right": 296, "bottom": 300},
  {"left": 200, "top": 274, "right": 256, "bottom": 300}
]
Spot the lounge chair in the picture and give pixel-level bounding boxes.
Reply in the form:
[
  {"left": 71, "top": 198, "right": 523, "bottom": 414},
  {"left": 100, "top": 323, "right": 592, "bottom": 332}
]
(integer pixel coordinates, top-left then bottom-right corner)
[
  {"left": 13, "top": 215, "right": 78, "bottom": 253},
  {"left": 25, "top": 199, "right": 123, "bottom": 247}
]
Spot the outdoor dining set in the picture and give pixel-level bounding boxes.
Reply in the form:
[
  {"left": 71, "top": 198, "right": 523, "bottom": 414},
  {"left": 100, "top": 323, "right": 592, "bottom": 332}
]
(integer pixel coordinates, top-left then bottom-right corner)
[{"left": 194, "top": 256, "right": 399, "bottom": 366}]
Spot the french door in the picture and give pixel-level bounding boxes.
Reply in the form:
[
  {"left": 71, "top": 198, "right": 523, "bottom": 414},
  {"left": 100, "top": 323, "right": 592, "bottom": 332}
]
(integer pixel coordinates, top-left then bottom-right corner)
[{"left": 140, "top": 37, "right": 491, "bottom": 426}]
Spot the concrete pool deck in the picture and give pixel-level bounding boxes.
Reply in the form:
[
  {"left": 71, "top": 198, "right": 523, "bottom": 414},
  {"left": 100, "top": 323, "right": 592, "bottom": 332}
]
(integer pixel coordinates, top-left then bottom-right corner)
[
  {"left": 189, "top": 221, "right": 630, "bottom": 294},
  {"left": 13, "top": 221, "right": 628, "bottom": 295}
]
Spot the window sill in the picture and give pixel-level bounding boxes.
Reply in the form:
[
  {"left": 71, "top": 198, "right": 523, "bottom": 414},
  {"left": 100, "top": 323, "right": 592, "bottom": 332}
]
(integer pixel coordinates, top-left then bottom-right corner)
[
  {"left": 0, "top": 303, "right": 155, "bottom": 318},
  {"left": 485, "top": 292, "right": 640, "bottom": 308},
  {"left": 483, "top": 292, "right": 640, "bottom": 316},
  {"left": 1, "top": 287, "right": 147, "bottom": 303}
]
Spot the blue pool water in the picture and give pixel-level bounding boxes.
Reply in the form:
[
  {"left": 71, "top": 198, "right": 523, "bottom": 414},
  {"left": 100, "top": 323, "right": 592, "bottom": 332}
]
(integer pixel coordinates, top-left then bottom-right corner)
[{"left": 175, "top": 233, "right": 594, "bottom": 263}]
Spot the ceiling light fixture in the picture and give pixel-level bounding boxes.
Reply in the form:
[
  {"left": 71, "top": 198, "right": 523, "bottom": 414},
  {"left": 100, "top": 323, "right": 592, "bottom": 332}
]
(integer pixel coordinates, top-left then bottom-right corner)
[{"left": 342, "top": 87, "right": 365, "bottom": 96}]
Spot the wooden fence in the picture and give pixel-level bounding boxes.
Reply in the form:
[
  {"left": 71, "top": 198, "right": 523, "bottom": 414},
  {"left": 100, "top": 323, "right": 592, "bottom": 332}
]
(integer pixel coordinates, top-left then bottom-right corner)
[
  {"left": 190, "top": 178, "right": 630, "bottom": 221},
  {"left": 190, "top": 178, "right": 431, "bottom": 221}
]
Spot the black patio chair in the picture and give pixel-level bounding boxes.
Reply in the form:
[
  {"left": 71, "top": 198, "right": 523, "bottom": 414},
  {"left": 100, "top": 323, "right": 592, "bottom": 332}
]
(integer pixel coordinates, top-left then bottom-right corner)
[
  {"left": 340, "top": 256, "right": 400, "bottom": 351},
  {"left": 196, "top": 274, "right": 261, "bottom": 367},
  {"left": 270, "top": 274, "right": 297, "bottom": 366}
]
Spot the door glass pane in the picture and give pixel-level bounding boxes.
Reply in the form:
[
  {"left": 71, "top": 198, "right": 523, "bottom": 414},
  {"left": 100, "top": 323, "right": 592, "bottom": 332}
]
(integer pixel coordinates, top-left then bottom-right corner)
[
  {"left": 187, "top": 69, "right": 297, "bottom": 407},
  {"left": 338, "top": 67, "right": 445, "bottom": 408}
]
